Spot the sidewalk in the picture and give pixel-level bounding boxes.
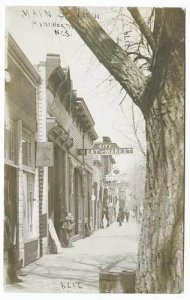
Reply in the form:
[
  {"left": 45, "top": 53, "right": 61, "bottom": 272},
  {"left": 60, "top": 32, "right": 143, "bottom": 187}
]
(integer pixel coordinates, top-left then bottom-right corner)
[{"left": 5, "top": 219, "right": 140, "bottom": 293}]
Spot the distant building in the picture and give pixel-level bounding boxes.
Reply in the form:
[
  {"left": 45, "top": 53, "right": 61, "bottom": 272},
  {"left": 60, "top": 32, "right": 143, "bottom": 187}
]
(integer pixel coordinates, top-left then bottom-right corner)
[
  {"left": 92, "top": 137, "right": 116, "bottom": 227},
  {"left": 92, "top": 156, "right": 103, "bottom": 230}
]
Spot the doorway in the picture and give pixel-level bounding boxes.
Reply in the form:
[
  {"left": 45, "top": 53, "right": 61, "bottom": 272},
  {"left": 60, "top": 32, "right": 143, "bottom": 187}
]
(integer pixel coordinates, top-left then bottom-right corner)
[{"left": 4, "top": 165, "right": 17, "bottom": 245}]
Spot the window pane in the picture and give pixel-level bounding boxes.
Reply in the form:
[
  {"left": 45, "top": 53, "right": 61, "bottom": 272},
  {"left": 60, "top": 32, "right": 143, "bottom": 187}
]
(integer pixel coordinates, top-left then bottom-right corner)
[
  {"left": 4, "top": 120, "right": 15, "bottom": 162},
  {"left": 22, "top": 128, "right": 33, "bottom": 167}
]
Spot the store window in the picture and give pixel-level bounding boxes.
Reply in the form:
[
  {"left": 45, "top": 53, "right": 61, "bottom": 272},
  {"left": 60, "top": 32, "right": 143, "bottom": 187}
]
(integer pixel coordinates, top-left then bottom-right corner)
[
  {"left": 4, "top": 119, "right": 15, "bottom": 162},
  {"left": 22, "top": 127, "right": 34, "bottom": 168}
]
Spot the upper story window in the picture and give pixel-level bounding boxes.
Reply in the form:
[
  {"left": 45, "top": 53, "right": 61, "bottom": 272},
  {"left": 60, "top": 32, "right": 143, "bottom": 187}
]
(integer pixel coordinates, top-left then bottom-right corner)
[
  {"left": 22, "top": 127, "right": 35, "bottom": 168},
  {"left": 4, "top": 119, "right": 15, "bottom": 163}
]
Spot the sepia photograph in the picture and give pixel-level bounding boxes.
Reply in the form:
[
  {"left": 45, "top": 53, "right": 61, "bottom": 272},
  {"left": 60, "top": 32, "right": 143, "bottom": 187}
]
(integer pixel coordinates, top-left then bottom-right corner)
[{"left": 1, "top": 0, "right": 188, "bottom": 296}]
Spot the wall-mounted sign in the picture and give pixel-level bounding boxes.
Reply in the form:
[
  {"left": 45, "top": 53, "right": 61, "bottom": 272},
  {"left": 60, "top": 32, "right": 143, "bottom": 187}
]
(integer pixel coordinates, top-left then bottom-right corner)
[
  {"left": 36, "top": 142, "right": 54, "bottom": 166},
  {"left": 78, "top": 142, "right": 133, "bottom": 156}
]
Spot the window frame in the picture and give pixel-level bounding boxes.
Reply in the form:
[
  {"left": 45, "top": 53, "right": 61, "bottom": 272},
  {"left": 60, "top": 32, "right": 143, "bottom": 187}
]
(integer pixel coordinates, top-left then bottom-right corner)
[
  {"left": 4, "top": 118, "right": 16, "bottom": 163},
  {"left": 22, "top": 126, "right": 35, "bottom": 169}
]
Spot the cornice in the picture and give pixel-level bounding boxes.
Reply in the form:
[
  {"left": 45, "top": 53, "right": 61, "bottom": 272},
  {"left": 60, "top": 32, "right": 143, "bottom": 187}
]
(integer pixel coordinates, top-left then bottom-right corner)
[{"left": 7, "top": 33, "right": 41, "bottom": 86}]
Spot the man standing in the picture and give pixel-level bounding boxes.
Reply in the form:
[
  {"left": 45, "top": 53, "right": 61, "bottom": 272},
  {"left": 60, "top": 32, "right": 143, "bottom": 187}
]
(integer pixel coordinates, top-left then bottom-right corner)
[
  {"left": 65, "top": 213, "right": 74, "bottom": 247},
  {"left": 4, "top": 215, "right": 22, "bottom": 283}
]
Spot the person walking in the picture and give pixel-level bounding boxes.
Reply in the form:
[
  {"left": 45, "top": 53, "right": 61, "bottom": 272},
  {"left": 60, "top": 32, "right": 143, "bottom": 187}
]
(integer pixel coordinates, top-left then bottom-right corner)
[
  {"left": 101, "top": 208, "right": 106, "bottom": 228},
  {"left": 125, "top": 209, "right": 130, "bottom": 223},
  {"left": 117, "top": 208, "right": 124, "bottom": 226},
  {"left": 105, "top": 206, "right": 109, "bottom": 227}
]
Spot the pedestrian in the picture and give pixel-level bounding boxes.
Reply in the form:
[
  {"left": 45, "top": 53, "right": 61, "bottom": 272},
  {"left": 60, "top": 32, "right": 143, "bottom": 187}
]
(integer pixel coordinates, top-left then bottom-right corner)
[
  {"left": 85, "top": 222, "right": 91, "bottom": 236},
  {"left": 122, "top": 209, "right": 125, "bottom": 222},
  {"left": 117, "top": 208, "right": 124, "bottom": 226},
  {"left": 59, "top": 204, "right": 70, "bottom": 248},
  {"left": 65, "top": 213, "right": 74, "bottom": 247},
  {"left": 125, "top": 209, "right": 130, "bottom": 223},
  {"left": 4, "top": 215, "right": 22, "bottom": 283},
  {"left": 101, "top": 208, "right": 106, "bottom": 228},
  {"left": 105, "top": 206, "right": 109, "bottom": 227},
  {"left": 61, "top": 220, "right": 69, "bottom": 248}
]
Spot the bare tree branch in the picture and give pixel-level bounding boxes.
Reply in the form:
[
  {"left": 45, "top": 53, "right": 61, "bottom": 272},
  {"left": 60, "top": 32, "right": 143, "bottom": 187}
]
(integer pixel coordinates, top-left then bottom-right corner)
[
  {"left": 60, "top": 6, "right": 147, "bottom": 114},
  {"left": 127, "top": 7, "right": 156, "bottom": 52},
  {"left": 119, "top": 92, "right": 127, "bottom": 105}
]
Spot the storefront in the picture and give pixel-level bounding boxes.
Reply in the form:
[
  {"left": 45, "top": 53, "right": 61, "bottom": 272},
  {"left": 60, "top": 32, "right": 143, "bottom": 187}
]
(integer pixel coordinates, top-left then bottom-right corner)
[
  {"left": 40, "top": 53, "right": 98, "bottom": 248},
  {"left": 5, "top": 33, "right": 41, "bottom": 266},
  {"left": 47, "top": 124, "right": 73, "bottom": 250}
]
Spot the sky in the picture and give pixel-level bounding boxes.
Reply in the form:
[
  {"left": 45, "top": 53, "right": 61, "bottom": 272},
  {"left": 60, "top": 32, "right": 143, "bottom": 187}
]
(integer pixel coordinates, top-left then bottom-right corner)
[{"left": 5, "top": 6, "right": 146, "bottom": 174}]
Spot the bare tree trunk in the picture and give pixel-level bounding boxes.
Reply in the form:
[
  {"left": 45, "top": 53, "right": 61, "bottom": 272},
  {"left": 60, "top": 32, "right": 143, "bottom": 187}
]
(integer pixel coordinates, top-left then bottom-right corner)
[{"left": 136, "top": 9, "right": 184, "bottom": 293}]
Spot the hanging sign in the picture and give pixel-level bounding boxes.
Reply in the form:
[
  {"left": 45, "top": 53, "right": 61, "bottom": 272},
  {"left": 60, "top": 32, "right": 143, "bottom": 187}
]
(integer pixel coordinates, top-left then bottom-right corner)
[
  {"left": 36, "top": 142, "right": 54, "bottom": 166},
  {"left": 78, "top": 142, "right": 133, "bottom": 156}
]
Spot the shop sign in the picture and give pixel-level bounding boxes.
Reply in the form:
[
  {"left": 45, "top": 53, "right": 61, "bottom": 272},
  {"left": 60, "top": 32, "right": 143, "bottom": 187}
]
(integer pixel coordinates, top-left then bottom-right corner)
[
  {"left": 92, "top": 143, "right": 119, "bottom": 150},
  {"left": 36, "top": 142, "right": 54, "bottom": 166},
  {"left": 78, "top": 142, "right": 133, "bottom": 156}
]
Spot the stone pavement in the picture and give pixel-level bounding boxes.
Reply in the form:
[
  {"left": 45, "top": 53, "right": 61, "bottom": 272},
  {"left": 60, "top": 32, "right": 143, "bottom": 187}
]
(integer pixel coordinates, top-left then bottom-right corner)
[{"left": 5, "top": 219, "right": 140, "bottom": 293}]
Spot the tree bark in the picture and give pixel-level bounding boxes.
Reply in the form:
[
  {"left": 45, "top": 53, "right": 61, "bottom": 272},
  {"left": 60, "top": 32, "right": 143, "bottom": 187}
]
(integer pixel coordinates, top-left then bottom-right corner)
[{"left": 136, "top": 8, "right": 184, "bottom": 293}]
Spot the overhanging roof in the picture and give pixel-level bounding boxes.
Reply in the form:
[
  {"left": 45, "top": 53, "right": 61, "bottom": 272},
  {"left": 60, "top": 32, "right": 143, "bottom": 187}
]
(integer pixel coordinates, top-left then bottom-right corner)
[{"left": 73, "top": 97, "right": 98, "bottom": 140}]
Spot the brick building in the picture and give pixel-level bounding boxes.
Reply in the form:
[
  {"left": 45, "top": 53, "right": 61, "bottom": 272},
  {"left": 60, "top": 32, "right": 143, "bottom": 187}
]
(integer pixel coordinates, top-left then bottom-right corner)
[{"left": 36, "top": 54, "right": 98, "bottom": 251}]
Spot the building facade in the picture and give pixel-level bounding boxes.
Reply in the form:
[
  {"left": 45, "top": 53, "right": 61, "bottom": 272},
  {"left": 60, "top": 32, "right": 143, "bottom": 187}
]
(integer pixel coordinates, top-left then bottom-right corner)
[
  {"left": 4, "top": 35, "right": 118, "bottom": 268},
  {"left": 5, "top": 33, "right": 41, "bottom": 266},
  {"left": 91, "top": 137, "right": 117, "bottom": 229},
  {"left": 36, "top": 54, "right": 98, "bottom": 251}
]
